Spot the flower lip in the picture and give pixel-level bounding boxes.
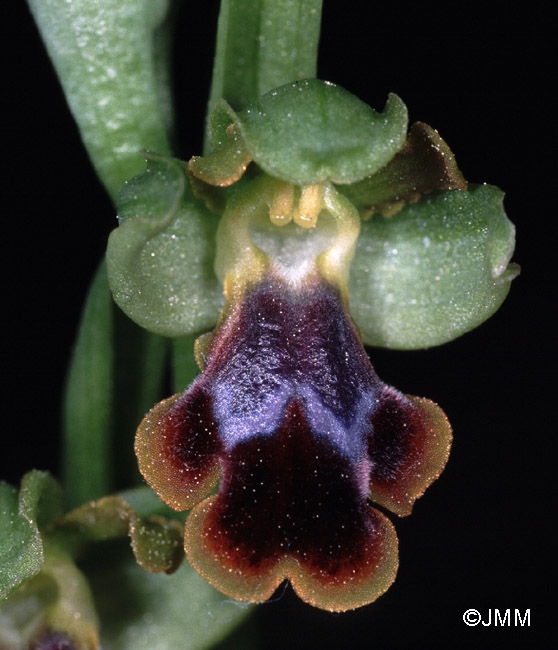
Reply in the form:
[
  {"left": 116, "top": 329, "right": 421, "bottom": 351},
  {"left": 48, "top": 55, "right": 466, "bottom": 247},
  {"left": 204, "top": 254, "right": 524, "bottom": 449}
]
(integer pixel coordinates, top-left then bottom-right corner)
[
  {"left": 136, "top": 269, "right": 451, "bottom": 610},
  {"left": 205, "top": 273, "right": 378, "bottom": 459},
  {"left": 185, "top": 398, "right": 400, "bottom": 612}
]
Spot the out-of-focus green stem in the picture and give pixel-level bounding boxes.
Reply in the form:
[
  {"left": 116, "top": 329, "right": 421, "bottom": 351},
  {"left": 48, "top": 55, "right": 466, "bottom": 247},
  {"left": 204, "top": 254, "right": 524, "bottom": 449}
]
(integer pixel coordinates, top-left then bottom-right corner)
[
  {"left": 172, "top": 335, "right": 201, "bottom": 393},
  {"left": 113, "top": 313, "right": 169, "bottom": 490},
  {"left": 63, "top": 262, "right": 113, "bottom": 508}
]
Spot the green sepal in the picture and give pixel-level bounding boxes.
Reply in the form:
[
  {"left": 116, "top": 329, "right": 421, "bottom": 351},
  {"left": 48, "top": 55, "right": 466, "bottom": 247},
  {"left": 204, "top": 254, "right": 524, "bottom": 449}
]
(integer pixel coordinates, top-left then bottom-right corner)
[
  {"left": 106, "top": 153, "right": 224, "bottom": 337},
  {"left": 200, "top": 80, "right": 408, "bottom": 186},
  {"left": 0, "top": 471, "right": 63, "bottom": 601},
  {"left": 349, "top": 184, "right": 519, "bottom": 349}
]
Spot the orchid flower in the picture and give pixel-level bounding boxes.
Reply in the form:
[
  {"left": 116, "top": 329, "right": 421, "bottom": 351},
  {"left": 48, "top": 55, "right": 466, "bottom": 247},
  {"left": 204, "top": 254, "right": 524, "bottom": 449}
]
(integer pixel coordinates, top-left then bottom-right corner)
[
  {"left": 7, "top": 1, "right": 519, "bottom": 645},
  {"left": 106, "top": 80, "right": 517, "bottom": 611}
]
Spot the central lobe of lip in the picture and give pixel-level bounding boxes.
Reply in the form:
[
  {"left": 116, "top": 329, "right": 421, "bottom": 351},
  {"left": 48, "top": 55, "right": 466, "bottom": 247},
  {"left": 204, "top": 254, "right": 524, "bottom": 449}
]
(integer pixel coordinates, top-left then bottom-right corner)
[{"left": 205, "top": 274, "right": 383, "bottom": 466}]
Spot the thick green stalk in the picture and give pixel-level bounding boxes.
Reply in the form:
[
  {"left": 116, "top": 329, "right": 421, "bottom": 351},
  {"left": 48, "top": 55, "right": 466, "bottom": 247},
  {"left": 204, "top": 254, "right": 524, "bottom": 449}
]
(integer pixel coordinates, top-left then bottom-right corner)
[{"left": 206, "top": 0, "right": 323, "bottom": 149}]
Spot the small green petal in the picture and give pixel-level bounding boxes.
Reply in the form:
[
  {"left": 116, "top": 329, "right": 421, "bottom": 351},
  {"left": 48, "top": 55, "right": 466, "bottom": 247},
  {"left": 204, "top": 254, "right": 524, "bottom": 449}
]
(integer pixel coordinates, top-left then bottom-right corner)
[
  {"left": 106, "top": 153, "right": 224, "bottom": 337},
  {"left": 189, "top": 134, "right": 250, "bottom": 188},
  {"left": 50, "top": 494, "right": 185, "bottom": 576},
  {"left": 232, "top": 79, "right": 408, "bottom": 185},
  {"left": 349, "top": 185, "right": 519, "bottom": 349}
]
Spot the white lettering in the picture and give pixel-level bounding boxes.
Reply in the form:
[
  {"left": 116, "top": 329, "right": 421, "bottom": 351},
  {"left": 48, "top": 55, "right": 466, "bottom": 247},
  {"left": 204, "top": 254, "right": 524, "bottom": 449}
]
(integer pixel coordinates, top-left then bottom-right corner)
[
  {"left": 515, "top": 609, "right": 530, "bottom": 626},
  {"left": 465, "top": 609, "right": 531, "bottom": 627},
  {"left": 494, "top": 609, "right": 510, "bottom": 626}
]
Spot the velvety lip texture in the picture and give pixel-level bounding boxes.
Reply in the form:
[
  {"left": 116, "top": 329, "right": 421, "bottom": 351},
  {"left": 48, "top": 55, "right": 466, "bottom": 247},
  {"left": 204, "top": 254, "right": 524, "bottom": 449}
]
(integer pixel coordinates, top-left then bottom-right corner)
[{"left": 136, "top": 272, "right": 451, "bottom": 611}]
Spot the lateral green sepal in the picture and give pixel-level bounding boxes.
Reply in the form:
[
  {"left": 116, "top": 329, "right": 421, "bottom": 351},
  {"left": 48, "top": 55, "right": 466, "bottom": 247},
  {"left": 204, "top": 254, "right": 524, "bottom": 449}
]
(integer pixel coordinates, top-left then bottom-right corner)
[
  {"left": 349, "top": 184, "right": 519, "bottom": 349},
  {"left": 106, "top": 153, "right": 224, "bottom": 337}
]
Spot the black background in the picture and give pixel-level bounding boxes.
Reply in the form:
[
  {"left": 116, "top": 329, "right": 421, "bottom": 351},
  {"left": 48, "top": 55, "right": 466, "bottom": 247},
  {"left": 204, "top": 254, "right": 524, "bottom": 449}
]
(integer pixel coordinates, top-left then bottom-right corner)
[{"left": 3, "top": 2, "right": 553, "bottom": 648}]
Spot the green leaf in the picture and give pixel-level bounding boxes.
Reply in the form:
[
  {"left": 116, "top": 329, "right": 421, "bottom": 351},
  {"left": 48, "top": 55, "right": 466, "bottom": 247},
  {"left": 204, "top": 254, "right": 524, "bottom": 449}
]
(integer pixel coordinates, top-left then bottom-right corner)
[
  {"left": 113, "top": 312, "right": 169, "bottom": 490},
  {"left": 0, "top": 483, "right": 42, "bottom": 601},
  {"left": 0, "top": 472, "right": 63, "bottom": 600},
  {"left": 349, "top": 185, "right": 519, "bottom": 349},
  {"left": 91, "top": 554, "right": 253, "bottom": 650},
  {"left": 232, "top": 80, "right": 408, "bottom": 185},
  {"left": 63, "top": 262, "right": 113, "bottom": 508},
  {"left": 106, "top": 153, "right": 223, "bottom": 337},
  {"left": 207, "top": 0, "right": 323, "bottom": 117},
  {"left": 27, "top": 0, "right": 173, "bottom": 200}
]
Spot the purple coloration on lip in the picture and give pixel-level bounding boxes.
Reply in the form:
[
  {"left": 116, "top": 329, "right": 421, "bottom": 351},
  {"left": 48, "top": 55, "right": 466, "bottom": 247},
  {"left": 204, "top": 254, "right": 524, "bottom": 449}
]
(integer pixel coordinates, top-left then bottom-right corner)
[
  {"left": 31, "top": 630, "right": 77, "bottom": 650},
  {"left": 136, "top": 271, "right": 451, "bottom": 610},
  {"left": 207, "top": 274, "right": 381, "bottom": 458}
]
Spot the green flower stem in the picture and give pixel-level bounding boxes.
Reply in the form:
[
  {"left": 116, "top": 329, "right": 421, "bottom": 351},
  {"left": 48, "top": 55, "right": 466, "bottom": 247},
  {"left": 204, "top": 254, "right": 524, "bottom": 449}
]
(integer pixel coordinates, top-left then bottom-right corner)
[{"left": 206, "top": 0, "right": 323, "bottom": 150}]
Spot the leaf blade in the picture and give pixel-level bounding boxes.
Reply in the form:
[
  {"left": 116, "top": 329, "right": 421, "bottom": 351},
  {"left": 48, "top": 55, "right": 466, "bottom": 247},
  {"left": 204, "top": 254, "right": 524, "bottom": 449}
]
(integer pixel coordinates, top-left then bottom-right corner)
[
  {"left": 27, "top": 0, "right": 173, "bottom": 199},
  {"left": 63, "top": 262, "right": 113, "bottom": 507}
]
